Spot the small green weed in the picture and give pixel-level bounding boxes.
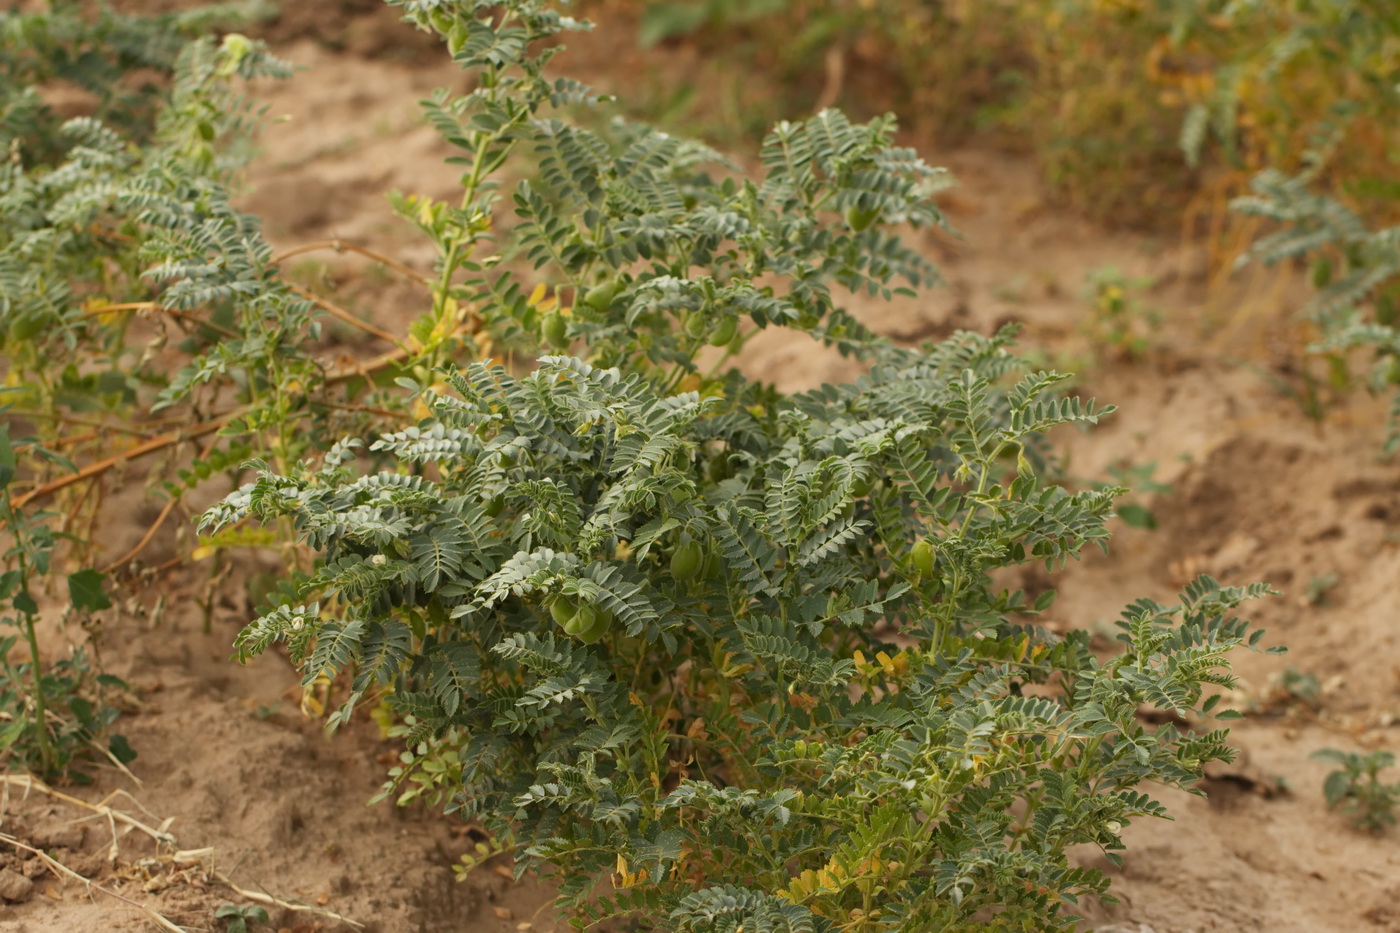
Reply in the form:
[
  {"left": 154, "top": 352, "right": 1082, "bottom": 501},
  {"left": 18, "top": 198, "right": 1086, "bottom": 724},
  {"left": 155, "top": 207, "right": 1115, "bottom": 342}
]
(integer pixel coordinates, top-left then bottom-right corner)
[
  {"left": 1237, "top": 170, "right": 1400, "bottom": 448},
  {"left": 1312, "top": 748, "right": 1400, "bottom": 833},
  {"left": 215, "top": 903, "right": 269, "bottom": 933},
  {"left": 1082, "top": 267, "right": 1162, "bottom": 361},
  {"left": 1104, "top": 460, "right": 1170, "bottom": 530},
  {"left": 1265, "top": 667, "right": 1323, "bottom": 713},
  {"left": 1305, "top": 572, "right": 1340, "bottom": 607}
]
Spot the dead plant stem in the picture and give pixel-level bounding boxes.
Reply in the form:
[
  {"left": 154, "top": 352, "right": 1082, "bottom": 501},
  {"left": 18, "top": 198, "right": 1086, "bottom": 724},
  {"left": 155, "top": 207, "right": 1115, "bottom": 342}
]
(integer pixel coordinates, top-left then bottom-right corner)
[{"left": 272, "top": 238, "right": 431, "bottom": 286}]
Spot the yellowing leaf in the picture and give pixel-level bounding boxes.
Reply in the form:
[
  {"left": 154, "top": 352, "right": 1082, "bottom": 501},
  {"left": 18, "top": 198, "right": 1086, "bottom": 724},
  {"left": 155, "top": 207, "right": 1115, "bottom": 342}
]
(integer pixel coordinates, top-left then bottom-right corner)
[{"left": 417, "top": 197, "right": 437, "bottom": 226}]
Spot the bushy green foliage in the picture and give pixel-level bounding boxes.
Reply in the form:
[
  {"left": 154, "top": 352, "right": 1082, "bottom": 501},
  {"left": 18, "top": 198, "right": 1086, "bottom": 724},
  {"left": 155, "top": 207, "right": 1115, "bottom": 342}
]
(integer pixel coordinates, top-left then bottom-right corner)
[
  {"left": 1, "top": 2, "right": 418, "bottom": 780},
  {"left": 0, "top": 0, "right": 274, "bottom": 164},
  {"left": 603, "top": 1, "right": 1400, "bottom": 234},
  {"left": 1234, "top": 168, "right": 1400, "bottom": 448},
  {"left": 204, "top": 3, "right": 1277, "bottom": 929},
  {"left": 0, "top": 3, "right": 306, "bottom": 781}
]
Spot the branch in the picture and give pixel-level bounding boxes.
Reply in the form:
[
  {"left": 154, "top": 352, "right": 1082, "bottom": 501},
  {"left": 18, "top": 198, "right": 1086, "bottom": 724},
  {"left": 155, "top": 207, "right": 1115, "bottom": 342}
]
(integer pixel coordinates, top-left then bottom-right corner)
[
  {"left": 1, "top": 774, "right": 364, "bottom": 931},
  {"left": 0, "top": 834, "right": 190, "bottom": 933},
  {"left": 10, "top": 412, "right": 236, "bottom": 511},
  {"left": 12, "top": 409, "right": 174, "bottom": 439},
  {"left": 83, "top": 302, "right": 241, "bottom": 341},
  {"left": 210, "top": 867, "right": 365, "bottom": 931},
  {"left": 2, "top": 774, "right": 174, "bottom": 844},
  {"left": 102, "top": 496, "right": 181, "bottom": 573},
  {"left": 272, "top": 238, "right": 432, "bottom": 286},
  {"left": 287, "top": 283, "right": 403, "bottom": 345},
  {"left": 3, "top": 328, "right": 465, "bottom": 514}
]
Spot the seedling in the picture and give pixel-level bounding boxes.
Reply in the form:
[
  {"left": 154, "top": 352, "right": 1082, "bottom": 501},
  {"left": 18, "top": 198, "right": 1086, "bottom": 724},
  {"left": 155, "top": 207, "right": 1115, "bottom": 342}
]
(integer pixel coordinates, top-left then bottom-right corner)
[
  {"left": 1312, "top": 748, "right": 1400, "bottom": 833},
  {"left": 215, "top": 903, "right": 269, "bottom": 933},
  {"left": 1081, "top": 267, "right": 1162, "bottom": 360},
  {"left": 1305, "top": 572, "right": 1340, "bottom": 607}
]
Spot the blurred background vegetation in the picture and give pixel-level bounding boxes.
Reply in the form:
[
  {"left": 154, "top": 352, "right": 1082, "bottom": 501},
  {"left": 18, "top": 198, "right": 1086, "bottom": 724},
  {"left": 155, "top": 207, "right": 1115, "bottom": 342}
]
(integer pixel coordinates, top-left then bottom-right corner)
[
  {"left": 574, "top": 0, "right": 1400, "bottom": 440},
  {"left": 580, "top": 0, "right": 1399, "bottom": 237}
]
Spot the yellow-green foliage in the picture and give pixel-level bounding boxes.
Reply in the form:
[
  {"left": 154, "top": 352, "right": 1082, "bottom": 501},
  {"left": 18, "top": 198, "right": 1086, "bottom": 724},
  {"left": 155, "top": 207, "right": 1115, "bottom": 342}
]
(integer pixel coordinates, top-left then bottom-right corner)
[{"left": 604, "top": 0, "right": 1400, "bottom": 232}]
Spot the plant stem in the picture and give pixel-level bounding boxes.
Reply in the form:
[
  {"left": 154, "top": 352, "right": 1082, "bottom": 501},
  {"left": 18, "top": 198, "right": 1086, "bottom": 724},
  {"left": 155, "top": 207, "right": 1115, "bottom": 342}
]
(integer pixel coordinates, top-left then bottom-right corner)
[
  {"left": 271, "top": 238, "right": 432, "bottom": 286},
  {"left": 13, "top": 545, "right": 54, "bottom": 776}
]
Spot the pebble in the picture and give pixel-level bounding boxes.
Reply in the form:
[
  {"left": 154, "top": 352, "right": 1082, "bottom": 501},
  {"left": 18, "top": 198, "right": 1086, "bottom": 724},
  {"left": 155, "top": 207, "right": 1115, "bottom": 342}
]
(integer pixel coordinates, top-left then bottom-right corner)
[{"left": 0, "top": 868, "right": 35, "bottom": 903}]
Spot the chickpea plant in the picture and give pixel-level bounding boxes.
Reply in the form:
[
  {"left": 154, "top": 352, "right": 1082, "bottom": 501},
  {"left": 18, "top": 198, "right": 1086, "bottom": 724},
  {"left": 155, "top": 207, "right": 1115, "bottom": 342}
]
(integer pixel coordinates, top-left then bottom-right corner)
[{"left": 204, "top": 2, "right": 1278, "bottom": 930}]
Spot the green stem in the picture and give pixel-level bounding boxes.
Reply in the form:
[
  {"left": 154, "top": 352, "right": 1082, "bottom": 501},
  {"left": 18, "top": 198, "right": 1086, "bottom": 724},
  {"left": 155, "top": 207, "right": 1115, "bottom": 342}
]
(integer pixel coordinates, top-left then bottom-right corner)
[
  {"left": 21, "top": 609, "right": 52, "bottom": 776},
  {"left": 12, "top": 543, "right": 54, "bottom": 777}
]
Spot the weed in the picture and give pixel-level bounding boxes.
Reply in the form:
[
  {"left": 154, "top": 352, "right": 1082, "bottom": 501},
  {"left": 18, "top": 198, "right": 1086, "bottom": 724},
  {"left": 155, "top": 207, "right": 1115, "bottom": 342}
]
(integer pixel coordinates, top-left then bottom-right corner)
[
  {"left": 1104, "top": 460, "right": 1171, "bottom": 531},
  {"left": 1236, "top": 170, "right": 1400, "bottom": 448},
  {"left": 215, "top": 903, "right": 269, "bottom": 933},
  {"left": 1312, "top": 748, "right": 1400, "bottom": 832},
  {"left": 1304, "top": 573, "right": 1340, "bottom": 607},
  {"left": 1, "top": 2, "right": 445, "bottom": 772},
  {"left": 1264, "top": 667, "right": 1323, "bottom": 714},
  {"left": 1081, "top": 267, "right": 1162, "bottom": 361}
]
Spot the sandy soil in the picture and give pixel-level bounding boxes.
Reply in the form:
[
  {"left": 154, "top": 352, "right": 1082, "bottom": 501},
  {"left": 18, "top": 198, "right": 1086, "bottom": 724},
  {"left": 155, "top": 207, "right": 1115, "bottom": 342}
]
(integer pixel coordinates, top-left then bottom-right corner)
[{"left": 4, "top": 6, "right": 1399, "bottom": 932}]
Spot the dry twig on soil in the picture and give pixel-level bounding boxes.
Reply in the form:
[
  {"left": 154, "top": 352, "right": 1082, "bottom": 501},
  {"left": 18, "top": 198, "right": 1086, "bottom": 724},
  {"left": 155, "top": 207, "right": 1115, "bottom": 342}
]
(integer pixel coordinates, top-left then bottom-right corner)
[
  {"left": 0, "top": 832, "right": 189, "bottom": 933},
  {"left": 2, "top": 774, "right": 366, "bottom": 930}
]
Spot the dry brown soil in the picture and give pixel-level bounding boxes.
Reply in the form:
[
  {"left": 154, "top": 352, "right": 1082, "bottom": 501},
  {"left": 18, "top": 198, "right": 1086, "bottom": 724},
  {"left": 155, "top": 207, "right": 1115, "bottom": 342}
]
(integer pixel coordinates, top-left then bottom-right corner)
[{"left": 4, "top": 6, "right": 1400, "bottom": 932}]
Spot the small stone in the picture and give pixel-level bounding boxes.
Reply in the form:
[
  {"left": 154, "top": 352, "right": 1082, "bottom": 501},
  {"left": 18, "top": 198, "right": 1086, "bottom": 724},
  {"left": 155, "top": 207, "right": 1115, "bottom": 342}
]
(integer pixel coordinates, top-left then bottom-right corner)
[
  {"left": 30, "top": 822, "right": 83, "bottom": 851},
  {"left": 491, "top": 906, "right": 512, "bottom": 920},
  {"left": 0, "top": 868, "right": 35, "bottom": 903}
]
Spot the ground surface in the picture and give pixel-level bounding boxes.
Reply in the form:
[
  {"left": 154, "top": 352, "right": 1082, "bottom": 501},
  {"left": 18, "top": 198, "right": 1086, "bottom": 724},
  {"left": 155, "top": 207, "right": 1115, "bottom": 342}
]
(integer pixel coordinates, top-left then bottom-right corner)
[{"left": 4, "top": 5, "right": 1400, "bottom": 932}]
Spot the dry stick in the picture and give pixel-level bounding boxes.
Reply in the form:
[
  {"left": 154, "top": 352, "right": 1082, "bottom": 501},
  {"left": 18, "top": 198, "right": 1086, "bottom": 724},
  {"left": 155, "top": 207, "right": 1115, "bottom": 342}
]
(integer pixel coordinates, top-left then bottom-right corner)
[
  {"left": 0, "top": 833, "right": 190, "bottom": 933},
  {"left": 2, "top": 775, "right": 364, "bottom": 930},
  {"left": 312, "top": 397, "right": 415, "bottom": 421},
  {"left": 12, "top": 411, "right": 164, "bottom": 440},
  {"left": 2, "top": 775, "right": 175, "bottom": 844},
  {"left": 208, "top": 869, "right": 365, "bottom": 931},
  {"left": 83, "top": 302, "right": 242, "bottom": 341},
  {"left": 18, "top": 431, "right": 100, "bottom": 451},
  {"left": 5, "top": 328, "right": 464, "bottom": 516},
  {"left": 286, "top": 283, "right": 402, "bottom": 344},
  {"left": 272, "top": 238, "right": 433, "bottom": 287},
  {"left": 10, "top": 413, "right": 236, "bottom": 511},
  {"left": 102, "top": 496, "right": 181, "bottom": 574},
  {"left": 326, "top": 344, "right": 413, "bottom": 383}
]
